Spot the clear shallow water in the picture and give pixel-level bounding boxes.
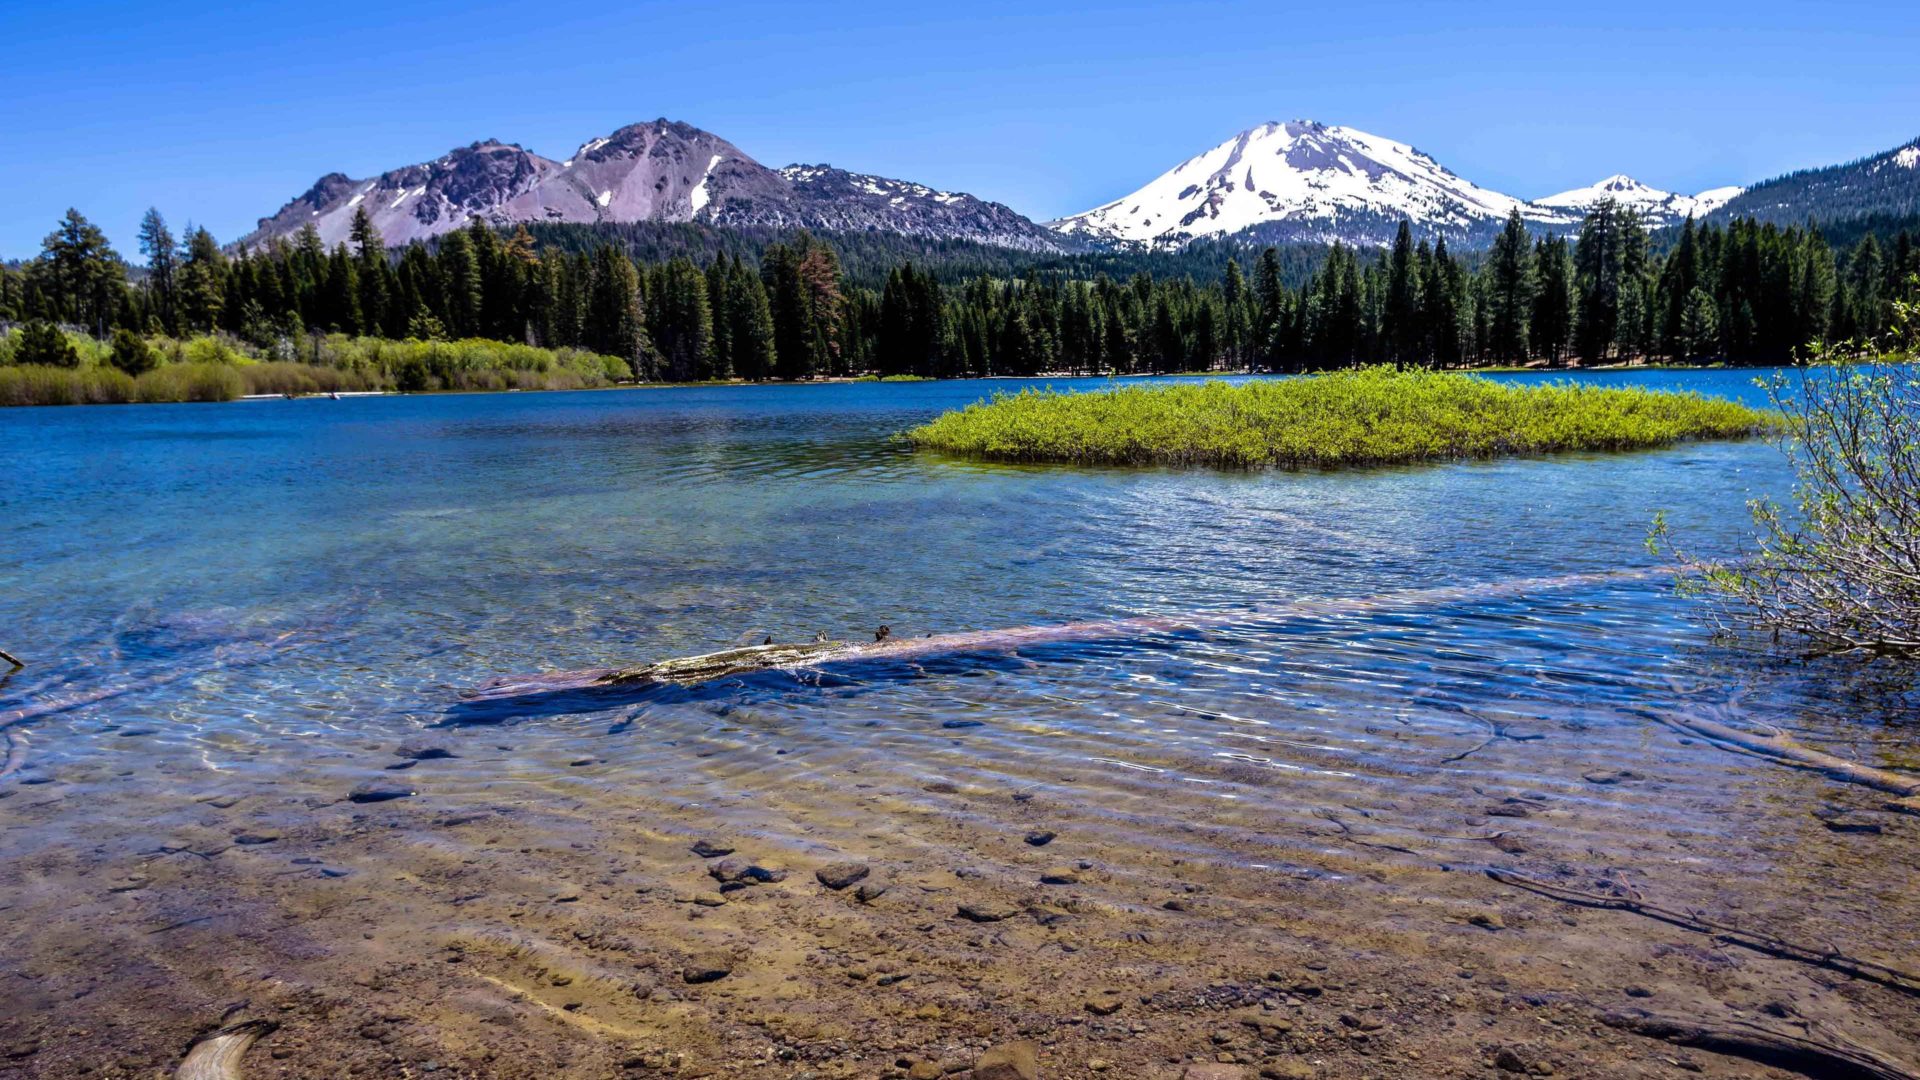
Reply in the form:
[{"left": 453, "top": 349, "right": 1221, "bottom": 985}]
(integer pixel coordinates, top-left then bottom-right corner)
[{"left": 2, "top": 370, "right": 1913, "bottom": 858}]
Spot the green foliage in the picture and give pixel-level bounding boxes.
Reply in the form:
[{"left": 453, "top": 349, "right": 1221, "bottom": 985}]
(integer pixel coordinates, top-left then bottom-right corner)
[
  {"left": 0, "top": 330, "right": 630, "bottom": 407},
  {"left": 909, "top": 367, "right": 1778, "bottom": 469},
  {"left": 1654, "top": 280, "right": 1920, "bottom": 653},
  {"left": 108, "top": 327, "right": 159, "bottom": 375},
  {"left": 11, "top": 321, "right": 82, "bottom": 367}
]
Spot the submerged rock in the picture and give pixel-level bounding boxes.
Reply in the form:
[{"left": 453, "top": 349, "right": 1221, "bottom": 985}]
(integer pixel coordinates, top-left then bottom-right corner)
[
  {"left": 709, "top": 859, "right": 786, "bottom": 886},
  {"left": 973, "top": 1041, "right": 1039, "bottom": 1080},
  {"left": 347, "top": 782, "right": 415, "bottom": 804},
  {"left": 682, "top": 952, "right": 734, "bottom": 984},
  {"left": 957, "top": 901, "right": 1021, "bottom": 923},
  {"left": 815, "top": 861, "right": 871, "bottom": 890},
  {"left": 690, "top": 839, "right": 735, "bottom": 858},
  {"left": 395, "top": 743, "right": 456, "bottom": 760}
]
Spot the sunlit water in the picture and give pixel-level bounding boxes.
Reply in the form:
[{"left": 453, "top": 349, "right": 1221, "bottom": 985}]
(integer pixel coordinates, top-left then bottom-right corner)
[{"left": 3, "top": 370, "right": 1913, "bottom": 869}]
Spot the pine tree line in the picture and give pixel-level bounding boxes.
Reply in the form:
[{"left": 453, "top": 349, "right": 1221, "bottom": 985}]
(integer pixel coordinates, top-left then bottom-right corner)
[{"left": 3, "top": 199, "right": 1915, "bottom": 380}]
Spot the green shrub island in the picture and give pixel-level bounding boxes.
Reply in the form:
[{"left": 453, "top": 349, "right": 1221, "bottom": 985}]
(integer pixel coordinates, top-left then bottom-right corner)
[{"left": 907, "top": 367, "right": 1779, "bottom": 469}]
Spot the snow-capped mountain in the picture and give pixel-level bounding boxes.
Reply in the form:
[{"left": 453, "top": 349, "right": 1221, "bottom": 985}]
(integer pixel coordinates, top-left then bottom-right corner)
[
  {"left": 242, "top": 120, "right": 1068, "bottom": 253},
  {"left": 1050, "top": 121, "right": 1575, "bottom": 248},
  {"left": 1536, "top": 174, "right": 1743, "bottom": 227}
]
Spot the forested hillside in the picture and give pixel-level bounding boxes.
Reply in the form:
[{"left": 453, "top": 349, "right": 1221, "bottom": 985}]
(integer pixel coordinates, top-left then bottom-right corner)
[{"left": 2, "top": 198, "right": 1914, "bottom": 389}]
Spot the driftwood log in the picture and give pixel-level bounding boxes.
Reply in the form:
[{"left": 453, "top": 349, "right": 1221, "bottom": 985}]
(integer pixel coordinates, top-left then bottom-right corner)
[
  {"left": 1603, "top": 1009, "right": 1920, "bottom": 1080},
  {"left": 0, "top": 647, "right": 21, "bottom": 669},
  {"left": 468, "top": 568, "right": 1659, "bottom": 702},
  {"left": 1633, "top": 709, "right": 1920, "bottom": 797}
]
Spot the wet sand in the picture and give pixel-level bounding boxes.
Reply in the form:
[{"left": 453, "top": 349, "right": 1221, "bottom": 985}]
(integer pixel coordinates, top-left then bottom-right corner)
[{"left": 3, "top": 669, "right": 1916, "bottom": 1079}]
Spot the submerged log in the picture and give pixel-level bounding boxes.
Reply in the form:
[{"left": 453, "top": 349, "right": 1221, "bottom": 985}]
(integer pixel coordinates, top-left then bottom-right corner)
[
  {"left": 177, "top": 1020, "right": 276, "bottom": 1080},
  {"left": 468, "top": 568, "right": 1659, "bottom": 702},
  {"left": 1634, "top": 710, "right": 1920, "bottom": 797},
  {"left": 1602, "top": 1009, "right": 1920, "bottom": 1080}
]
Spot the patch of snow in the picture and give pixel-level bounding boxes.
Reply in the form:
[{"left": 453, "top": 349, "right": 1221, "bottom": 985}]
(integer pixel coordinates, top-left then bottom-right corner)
[
  {"left": 596, "top": 190, "right": 613, "bottom": 208},
  {"left": 578, "top": 137, "right": 611, "bottom": 157},
  {"left": 689, "top": 154, "right": 723, "bottom": 213},
  {"left": 1894, "top": 146, "right": 1920, "bottom": 170},
  {"left": 345, "top": 193, "right": 365, "bottom": 209}
]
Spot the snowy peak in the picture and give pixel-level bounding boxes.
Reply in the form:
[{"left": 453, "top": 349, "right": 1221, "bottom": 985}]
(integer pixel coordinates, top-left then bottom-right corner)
[
  {"left": 1052, "top": 120, "right": 1556, "bottom": 248},
  {"left": 1537, "top": 174, "right": 1743, "bottom": 225},
  {"left": 241, "top": 119, "right": 1070, "bottom": 252}
]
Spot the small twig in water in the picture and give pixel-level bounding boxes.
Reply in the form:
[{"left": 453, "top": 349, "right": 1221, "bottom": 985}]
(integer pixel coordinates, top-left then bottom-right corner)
[
  {"left": 0, "top": 647, "right": 21, "bottom": 669},
  {"left": 1487, "top": 868, "right": 1920, "bottom": 997}
]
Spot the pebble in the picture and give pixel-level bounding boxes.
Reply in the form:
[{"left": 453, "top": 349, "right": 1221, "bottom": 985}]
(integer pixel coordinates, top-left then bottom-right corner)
[
  {"left": 1084, "top": 991, "right": 1125, "bottom": 1016},
  {"left": 681, "top": 951, "right": 734, "bottom": 984},
  {"left": 815, "top": 861, "right": 871, "bottom": 890},
  {"left": 348, "top": 782, "right": 414, "bottom": 804},
  {"left": 941, "top": 719, "right": 985, "bottom": 729},
  {"left": 396, "top": 743, "right": 456, "bottom": 760},
  {"left": 233, "top": 833, "right": 279, "bottom": 845},
  {"left": 854, "top": 880, "right": 891, "bottom": 903},
  {"left": 1469, "top": 911, "right": 1506, "bottom": 931},
  {"left": 1582, "top": 769, "right": 1643, "bottom": 785},
  {"left": 690, "top": 839, "right": 735, "bottom": 858},
  {"left": 956, "top": 901, "right": 1021, "bottom": 922},
  {"left": 1024, "top": 830, "right": 1057, "bottom": 847},
  {"left": 709, "top": 859, "right": 786, "bottom": 886},
  {"left": 1040, "top": 868, "right": 1079, "bottom": 885},
  {"left": 972, "top": 1041, "right": 1039, "bottom": 1080}
]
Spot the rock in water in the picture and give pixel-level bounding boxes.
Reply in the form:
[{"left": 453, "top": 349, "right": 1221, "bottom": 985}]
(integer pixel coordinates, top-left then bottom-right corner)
[
  {"left": 957, "top": 901, "right": 1021, "bottom": 923},
  {"left": 682, "top": 952, "right": 734, "bottom": 984},
  {"left": 690, "top": 839, "right": 735, "bottom": 858},
  {"left": 815, "top": 861, "right": 871, "bottom": 890},
  {"left": 973, "top": 1041, "right": 1040, "bottom": 1080},
  {"left": 395, "top": 743, "right": 455, "bottom": 760},
  {"left": 347, "top": 782, "right": 415, "bottom": 804}
]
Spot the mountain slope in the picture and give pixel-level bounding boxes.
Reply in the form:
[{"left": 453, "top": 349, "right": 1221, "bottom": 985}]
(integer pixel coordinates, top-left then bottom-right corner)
[
  {"left": 1708, "top": 137, "right": 1920, "bottom": 228},
  {"left": 242, "top": 120, "right": 1068, "bottom": 253},
  {"left": 1536, "top": 174, "right": 1742, "bottom": 228},
  {"left": 1050, "top": 120, "right": 1576, "bottom": 248}
]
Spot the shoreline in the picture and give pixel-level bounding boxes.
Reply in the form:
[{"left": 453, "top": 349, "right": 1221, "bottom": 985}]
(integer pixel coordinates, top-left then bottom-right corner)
[{"left": 3, "top": 359, "right": 1771, "bottom": 410}]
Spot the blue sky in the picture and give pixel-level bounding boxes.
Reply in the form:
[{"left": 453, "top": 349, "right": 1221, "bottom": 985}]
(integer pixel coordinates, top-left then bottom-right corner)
[{"left": 2, "top": 0, "right": 1916, "bottom": 257}]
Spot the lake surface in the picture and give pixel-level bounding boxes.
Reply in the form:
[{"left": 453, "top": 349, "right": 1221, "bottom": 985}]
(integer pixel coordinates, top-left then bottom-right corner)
[
  {"left": 2, "top": 369, "right": 1913, "bottom": 809},
  {"left": 7, "top": 369, "right": 1920, "bottom": 1077}
]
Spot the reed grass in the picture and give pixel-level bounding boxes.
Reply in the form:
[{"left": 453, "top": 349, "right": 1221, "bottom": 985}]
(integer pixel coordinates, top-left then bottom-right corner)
[{"left": 907, "top": 367, "right": 1779, "bottom": 469}]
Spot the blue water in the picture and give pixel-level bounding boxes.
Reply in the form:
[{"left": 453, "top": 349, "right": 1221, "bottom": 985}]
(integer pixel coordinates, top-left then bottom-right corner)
[{"left": 1, "top": 370, "right": 1911, "bottom": 856}]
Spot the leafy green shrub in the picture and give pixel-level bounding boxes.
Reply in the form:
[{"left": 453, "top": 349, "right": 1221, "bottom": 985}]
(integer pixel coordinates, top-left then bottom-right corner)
[
  {"left": 109, "top": 328, "right": 160, "bottom": 375},
  {"left": 11, "top": 322, "right": 81, "bottom": 368},
  {"left": 1655, "top": 286, "right": 1920, "bottom": 655},
  {"left": 909, "top": 367, "right": 1779, "bottom": 469}
]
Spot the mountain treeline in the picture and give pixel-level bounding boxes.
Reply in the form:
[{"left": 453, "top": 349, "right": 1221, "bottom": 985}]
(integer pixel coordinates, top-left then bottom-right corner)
[{"left": 3, "top": 200, "right": 1914, "bottom": 383}]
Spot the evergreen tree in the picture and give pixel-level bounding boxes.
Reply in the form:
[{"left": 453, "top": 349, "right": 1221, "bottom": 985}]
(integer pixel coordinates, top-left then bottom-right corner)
[
  {"left": 137, "top": 208, "right": 178, "bottom": 334},
  {"left": 39, "top": 208, "right": 126, "bottom": 335},
  {"left": 1485, "top": 209, "right": 1534, "bottom": 361},
  {"left": 177, "top": 226, "right": 228, "bottom": 333}
]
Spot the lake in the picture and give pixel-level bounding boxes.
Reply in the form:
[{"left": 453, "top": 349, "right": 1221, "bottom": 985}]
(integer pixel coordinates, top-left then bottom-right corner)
[{"left": 2, "top": 369, "right": 1915, "bottom": 1078}]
